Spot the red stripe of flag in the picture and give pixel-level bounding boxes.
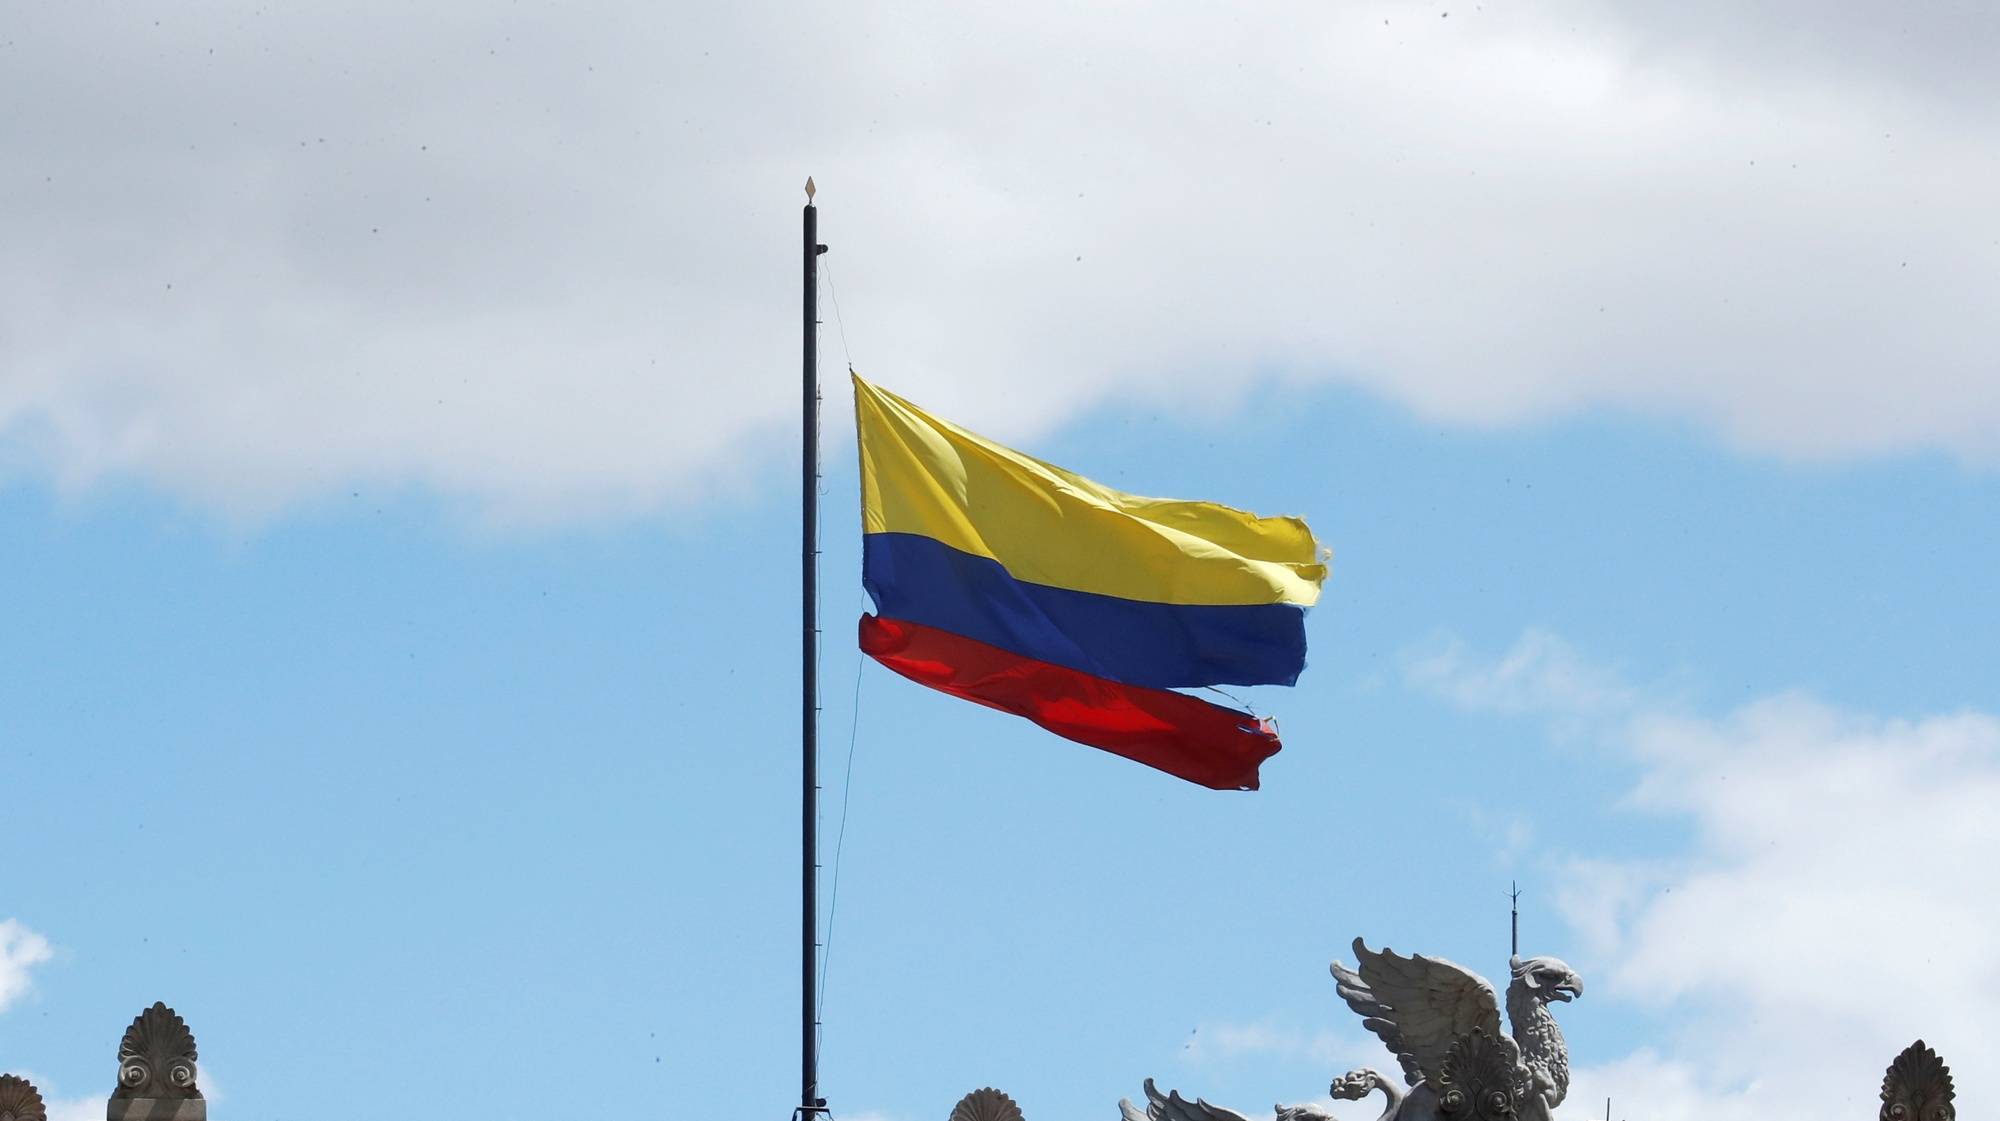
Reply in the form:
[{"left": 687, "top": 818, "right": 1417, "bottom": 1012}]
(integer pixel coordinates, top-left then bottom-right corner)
[{"left": 859, "top": 614, "right": 1282, "bottom": 791}]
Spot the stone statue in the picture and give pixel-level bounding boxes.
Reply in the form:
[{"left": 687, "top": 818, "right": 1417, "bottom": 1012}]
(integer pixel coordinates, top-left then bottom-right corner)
[
  {"left": 1118, "top": 937, "right": 1581, "bottom": 1121},
  {"left": 1118, "top": 1077, "right": 1270, "bottom": 1121},
  {"left": 1328, "top": 938, "right": 1582, "bottom": 1121},
  {"left": 109, "top": 1002, "right": 205, "bottom": 1121},
  {"left": 1881, "top": 1041, "right": 1954, "bottom": 1121},
  {"left": 0, "top": 1074, "right": 48, "bottom": 1121},
  {"left": 1118, "top": 1075, "right": 1384, "bottom": 1121}
]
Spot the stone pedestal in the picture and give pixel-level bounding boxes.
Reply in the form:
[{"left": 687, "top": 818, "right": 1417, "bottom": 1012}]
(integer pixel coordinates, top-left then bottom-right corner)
[{"left": 107, "top": 1101, "right": 206, "bottom": 1121}]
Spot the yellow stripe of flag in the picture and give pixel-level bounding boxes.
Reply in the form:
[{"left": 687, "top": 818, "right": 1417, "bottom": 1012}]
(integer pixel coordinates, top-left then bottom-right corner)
[{"left": 854, "top": 374, "right": 1326, "bottom": 608}]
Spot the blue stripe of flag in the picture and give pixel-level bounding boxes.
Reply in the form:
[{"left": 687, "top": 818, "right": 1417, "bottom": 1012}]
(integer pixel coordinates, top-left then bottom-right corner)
[{"left": 862, "top": 531, "right": 1308, "bottom": 690}]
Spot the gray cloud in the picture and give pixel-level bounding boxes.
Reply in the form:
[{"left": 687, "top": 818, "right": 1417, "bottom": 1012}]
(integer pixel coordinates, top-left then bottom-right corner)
[{"left": 4, "top": 1, "right": 1995, "bottom": 519}]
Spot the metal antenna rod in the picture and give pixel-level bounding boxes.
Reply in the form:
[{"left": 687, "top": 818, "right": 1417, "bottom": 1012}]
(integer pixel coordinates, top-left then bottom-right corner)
[{"left": 1509, "top": 882, "right": 1522, "bottom": 958}]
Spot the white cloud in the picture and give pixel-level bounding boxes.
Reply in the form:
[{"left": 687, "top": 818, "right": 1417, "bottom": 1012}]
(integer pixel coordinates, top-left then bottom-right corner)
[
  {"left": 1563, "top": 1050, "right": 1767, "bottom": 1121},
  {"left": 44, "top": 1095, "right": 102, "bottom": 1121},
  {"left": 1406, "top": 630, "right": 1636, "bottom": 726},
  {"left": 2, "top": 1, "right": 1997, "bottom": 520},
  {"left": 1414, "top": 635, "right": 2000, "bottom": 1121},
  {"left": 0, "top": 919, "right": 53, "bottom": 1012},
  {"left": 1571, "top": 698, "right": 2000, "bottom": 1119},
  {"left": 1180, "top": 1019, "right": 1365, "bottom": 1069}
]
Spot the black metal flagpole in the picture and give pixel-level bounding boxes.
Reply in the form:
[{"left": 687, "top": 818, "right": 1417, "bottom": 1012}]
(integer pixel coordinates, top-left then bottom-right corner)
[{"left": 800, "top": 178, "right": 827, "bottom": 1120}]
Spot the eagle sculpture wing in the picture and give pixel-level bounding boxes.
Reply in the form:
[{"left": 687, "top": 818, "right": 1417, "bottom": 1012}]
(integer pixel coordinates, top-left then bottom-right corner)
[
  {"left": 1331, "top": 937, "right": 1503, "bottom": 1088},
  {"left": 1117, "top": 1078, "right": 1256, "bottom": 1121}
]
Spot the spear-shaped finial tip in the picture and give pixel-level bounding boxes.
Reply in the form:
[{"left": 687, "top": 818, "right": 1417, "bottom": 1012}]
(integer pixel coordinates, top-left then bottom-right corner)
[{"left": 805, "top": 176, "right": 817, "bottom": 202}]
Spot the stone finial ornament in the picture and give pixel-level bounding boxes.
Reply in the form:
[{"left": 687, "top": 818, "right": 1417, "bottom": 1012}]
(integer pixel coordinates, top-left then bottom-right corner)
[
  {"left": 0, "top": 1074, "right": 48, "bottom": 1121},
  {"left": 949, "top": 1088, "right": 1025, "bottom": 1121},
  {"left": 1881, "top": 1041, "right": 1955, "bottom": 1121},
  {"left": 109, "top": 1002, "right": 205, "bottom": 1121}
]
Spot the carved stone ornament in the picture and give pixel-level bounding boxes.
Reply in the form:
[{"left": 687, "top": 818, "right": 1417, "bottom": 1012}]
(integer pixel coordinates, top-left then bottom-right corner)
[
  {"left": 1434, "top": 1029, "right": 1532, "bottom": 1120},
  {"left": 1881, "top": 1040, "right": 1955, "bottom": 1121},
  {"left": 950, "top": 1088, "right": 1026, "bottom": 1121},
  {"left": 0, "top": 1074, "right": 48, "bottom": 1121},
  {"left": 109, "top": 1002, "right": 206, "bottom": 1121}
]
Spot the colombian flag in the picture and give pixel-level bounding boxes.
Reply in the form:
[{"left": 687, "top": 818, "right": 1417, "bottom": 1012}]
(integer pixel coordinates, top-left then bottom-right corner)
[{"left": 854, "top": 375, "right": 1327, "bottom": 790}]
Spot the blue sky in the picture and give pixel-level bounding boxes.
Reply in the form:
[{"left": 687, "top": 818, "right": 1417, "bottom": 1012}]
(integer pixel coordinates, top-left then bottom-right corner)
[
  {"left": 5, "top": 3, "right": 2000, "bottom": 1120},
  {"left": 5, "top": 376, "right": 1996, "bottom": 1120}
]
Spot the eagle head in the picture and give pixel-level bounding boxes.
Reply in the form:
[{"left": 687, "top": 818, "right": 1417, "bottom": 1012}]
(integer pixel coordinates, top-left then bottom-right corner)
[{"left": 1509, "top": 954, "right": 1584, "bottom": 1004}]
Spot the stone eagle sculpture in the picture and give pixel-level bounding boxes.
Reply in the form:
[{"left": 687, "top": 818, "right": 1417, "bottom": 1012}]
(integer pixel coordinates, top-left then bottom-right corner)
[
  {"left": 1328, "top": 938, "right": 1582, "bottom": 1121},
  {"left": 1118, "top": 938, "right": 1581, "bottom": 1121}
]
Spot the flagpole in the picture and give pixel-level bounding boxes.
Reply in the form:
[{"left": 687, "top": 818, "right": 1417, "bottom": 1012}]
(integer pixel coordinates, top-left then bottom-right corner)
[{"left": 800, "top": 180, "right": 827, "bottom": 1120}]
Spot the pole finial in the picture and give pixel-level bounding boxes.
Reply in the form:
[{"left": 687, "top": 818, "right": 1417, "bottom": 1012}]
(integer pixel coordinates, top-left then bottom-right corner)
[
  {"left": 805, "top": 176, "right": 817, "bottom": 203},
  {"left": 1509, "top": 881, "right": 1521, "bottom": 958}
]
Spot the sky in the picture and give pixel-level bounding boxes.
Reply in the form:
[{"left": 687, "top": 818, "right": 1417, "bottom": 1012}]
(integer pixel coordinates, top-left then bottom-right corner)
[{"left": 2, "top": 3, "right": 1997, "bottom": 1120}]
